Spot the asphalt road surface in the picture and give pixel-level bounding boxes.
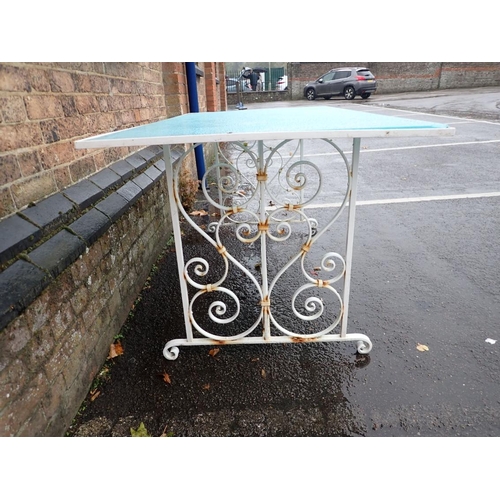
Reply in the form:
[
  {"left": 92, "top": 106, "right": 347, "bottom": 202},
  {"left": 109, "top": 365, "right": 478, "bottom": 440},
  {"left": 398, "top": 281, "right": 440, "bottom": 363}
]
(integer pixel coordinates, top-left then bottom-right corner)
[{"left": 67, "top": 87, "right": 500, "bottom": 439}]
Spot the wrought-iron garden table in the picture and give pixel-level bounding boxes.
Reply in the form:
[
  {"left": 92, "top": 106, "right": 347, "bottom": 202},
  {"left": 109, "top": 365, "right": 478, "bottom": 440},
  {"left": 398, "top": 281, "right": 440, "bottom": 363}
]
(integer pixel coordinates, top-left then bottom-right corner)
[{"left": 76, "top": 106, "right": 454, "bottom": 360}]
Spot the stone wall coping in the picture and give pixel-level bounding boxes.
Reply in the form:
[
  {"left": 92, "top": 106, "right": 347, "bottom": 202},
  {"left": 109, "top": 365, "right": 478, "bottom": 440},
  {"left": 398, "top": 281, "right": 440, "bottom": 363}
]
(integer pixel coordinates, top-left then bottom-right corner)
[{"left": 0, "top": 146, "right": 181, "bottom": 332}]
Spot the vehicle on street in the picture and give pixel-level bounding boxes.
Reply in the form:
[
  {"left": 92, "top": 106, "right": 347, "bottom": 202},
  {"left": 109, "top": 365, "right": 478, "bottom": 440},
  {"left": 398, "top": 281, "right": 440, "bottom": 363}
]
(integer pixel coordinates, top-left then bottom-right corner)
[
  {"left": 276, "top": 75, "right": 288, "bottom": 91},
  {"left": 303, "top": 67, "right": 377, "bottom": 100}
]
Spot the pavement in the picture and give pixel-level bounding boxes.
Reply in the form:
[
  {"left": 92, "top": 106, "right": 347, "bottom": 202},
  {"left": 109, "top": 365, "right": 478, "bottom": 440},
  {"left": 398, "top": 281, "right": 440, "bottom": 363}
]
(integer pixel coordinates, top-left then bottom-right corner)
[{"left": 66, "top": 87, "right": 500, "bottom": 438}]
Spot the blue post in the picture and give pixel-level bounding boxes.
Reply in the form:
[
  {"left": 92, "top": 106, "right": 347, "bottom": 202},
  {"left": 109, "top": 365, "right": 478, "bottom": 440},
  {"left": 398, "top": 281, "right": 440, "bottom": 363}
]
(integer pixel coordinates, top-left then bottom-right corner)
[{"left": 185, "top": 62, "right": 206, "bottom": 182}]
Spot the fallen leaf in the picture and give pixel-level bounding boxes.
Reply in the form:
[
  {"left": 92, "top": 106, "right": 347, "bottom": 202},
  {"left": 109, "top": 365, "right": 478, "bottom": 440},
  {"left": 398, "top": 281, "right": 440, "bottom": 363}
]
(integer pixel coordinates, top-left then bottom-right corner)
[
  {"left": 160, "top": 425, "right": 174, "bottom": 437},
  {"left": 209, "top": 348, "right": 220, "bottom": 357},
  {"left": 416, "top": 343, "right": 429, "bottom": 352},
  {"left": 202, "top": 383, "right": 210, "bottom": 390},
  {"left": 313, "top": 266, "right": 321, "bottom": 271},
  {"left": 190, "top": 209, "right": 208, "bottom": 216},
  {"left": 108, "top": 341, "right": 124, "bottom": 359},
  {"left": 130, "top": 422, "right": 151, "bottom": 437},
  {"left": 251, "top": 357, "right": 259, "bottom": 362},
  {"left": 162, "top": 372, "right": 172, "bottom": 384},
  {"left": 90, "top": 389, "right": 100, "bottom": 402},
  {"left": 261, "top": 368, "right": 267, "bottom": 379}
]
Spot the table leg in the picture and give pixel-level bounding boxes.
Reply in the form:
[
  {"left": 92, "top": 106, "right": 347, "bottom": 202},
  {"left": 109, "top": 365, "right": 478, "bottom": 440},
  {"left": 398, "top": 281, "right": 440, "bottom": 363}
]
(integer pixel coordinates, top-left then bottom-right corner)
[
  {"left": 163, "top": 145, "right": 193, "bottom": 360},
  {"left": 340, "top": 138, "right": 372, "bottom": 354}
]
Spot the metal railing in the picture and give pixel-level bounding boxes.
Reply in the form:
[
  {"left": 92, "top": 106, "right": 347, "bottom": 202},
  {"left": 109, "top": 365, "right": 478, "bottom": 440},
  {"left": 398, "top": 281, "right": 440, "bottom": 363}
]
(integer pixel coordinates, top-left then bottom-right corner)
[{"left": 225, "top": 70, "right": 288, "bottom": 93}]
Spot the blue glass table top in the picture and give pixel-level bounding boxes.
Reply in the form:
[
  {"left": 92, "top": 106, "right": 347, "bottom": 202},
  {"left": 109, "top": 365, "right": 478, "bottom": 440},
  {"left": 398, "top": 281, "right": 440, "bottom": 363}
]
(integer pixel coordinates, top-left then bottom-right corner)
[{"left": 75, "top": 106, "right": 454, "bottom": 149}]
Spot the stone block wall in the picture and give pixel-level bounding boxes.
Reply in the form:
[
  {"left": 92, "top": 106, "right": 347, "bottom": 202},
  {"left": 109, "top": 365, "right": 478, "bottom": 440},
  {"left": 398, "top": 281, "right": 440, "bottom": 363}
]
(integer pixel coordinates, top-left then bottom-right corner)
[
  {"left": 226, "top": 89, "right": 291, "bottom": 106},
  {"left": 288, "top": 62, "right": 500, "bottom": 99},
  {"left": 0, "top": 63, "right": 169, "bottom": 220},
  {"left": 0, "top": 151, "right": 172, "bottom": 436},
  {"left": 0, "top": 62, "right": 227, "bottom": 436}
]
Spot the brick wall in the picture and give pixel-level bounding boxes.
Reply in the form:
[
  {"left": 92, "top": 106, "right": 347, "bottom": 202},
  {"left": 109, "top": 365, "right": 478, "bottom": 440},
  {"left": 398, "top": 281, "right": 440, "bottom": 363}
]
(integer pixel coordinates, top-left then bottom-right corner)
[
  {"left": 0, "top": 157, "right": 171, "bottom": 435},
  {"left": 0, "top": 63, "right": 169, "bottom": 220},
  {"left": 287, "top": 62, "right": 500, "bottom": 99},
  {"left": 0, "top": 62, "right": 226, "bottom": 436}
]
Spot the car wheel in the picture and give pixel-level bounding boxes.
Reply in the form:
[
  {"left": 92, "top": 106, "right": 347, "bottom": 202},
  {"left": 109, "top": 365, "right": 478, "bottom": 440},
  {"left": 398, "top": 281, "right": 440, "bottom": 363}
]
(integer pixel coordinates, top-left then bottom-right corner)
[
  {"left": 343, "top": 86, "right": 355, "bottom": 100},
  {"left": 305, "top": 88, "right": 316, "bottom": 101},
  {"left": 324, "top": 95, "right": 332, "bottom": 100},
  {"left": 361, "top": 93, "right": 371, "bottom": 99}
]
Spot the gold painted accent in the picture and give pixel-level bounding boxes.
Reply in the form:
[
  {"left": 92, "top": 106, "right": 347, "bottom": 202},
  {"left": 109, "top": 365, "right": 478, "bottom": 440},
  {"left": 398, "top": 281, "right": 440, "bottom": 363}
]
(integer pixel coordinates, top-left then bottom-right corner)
[
  {"left": 315, "top": 279, "right": 330, "bottom": 288},
  {"left": 260, "top": 296, "right": 271, "bottom": 314},
  {"left": 256, "top": 172, "right": 268, "bottom": 182},
  {"left": 227, "top": 206, "right": 243, "bottom": 216},
  {"left": 301, "top": 241, "right": 312, "bottom": 254}
]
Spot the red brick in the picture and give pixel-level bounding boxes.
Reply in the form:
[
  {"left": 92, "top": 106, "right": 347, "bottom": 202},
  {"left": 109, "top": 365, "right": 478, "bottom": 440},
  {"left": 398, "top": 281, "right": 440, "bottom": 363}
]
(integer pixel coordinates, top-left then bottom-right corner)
[
  {"left": 0, "top": 154, "right": 22, "bottom": 184},
  {"left": 0, "top": 96, "right": 27, "bottom": 123},
  {"left": 143, "top": 67, "right": 161, "bottom": 83},
  {"left": 0, "top": 64, "right": 30, "bottom": 92},
  {"left": 72, "top": 73, "right": 94, "bottom": 93},
  {"left": 39, "top": 141, "right": 74, "bottom": 170},
  {"left": 74, "top": 95, "right": 100, "bottom": 115},
  {"left": 0, "top": 122, "right": 42, "bottom": 151},
  {"left": 89, "top": 75, "right": 110, "bottom": 94},
  {"left": 0, "top": 186, "right": 15, "bottom": 218},
  {"left": 17, "top": 151, "right": 42, "bottom": 177},
  {"left": 59, "top": 96, "right": 78, "bottom": 117},
  {"left": 49, "top": 70, "right": 75, "bottom": 93},
  {"left": 52, "top": 166, "right": 72, "bottom": 190},
  {"left": 39, "top": 116, "right": 86, "bottom": 143},
  {"left": 97, "top": 96, "right": 109, "bottom": 113},
  {"left": 105, "top": 62, "right": 143, "bottom": 79},
  {"left": 10, "top": 170, "right": 57, "bottom": 208},
  {"left": 27, "top": 67, "right": 52, "bottom": 92},
  {"left": 69, "top": 156, "right": 96, "bottom": 182},
  {"left": 24, "top": 95, "right": 64, "bottom": 120},
  {"left": 85, "top": 112, "right": 116, "bottom": 134}
]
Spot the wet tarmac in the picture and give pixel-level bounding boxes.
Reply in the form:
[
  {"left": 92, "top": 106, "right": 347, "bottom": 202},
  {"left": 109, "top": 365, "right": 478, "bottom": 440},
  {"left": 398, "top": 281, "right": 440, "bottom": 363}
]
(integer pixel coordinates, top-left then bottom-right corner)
[{"left": 66, "top": 87, "right": 500, "bottom": 438}]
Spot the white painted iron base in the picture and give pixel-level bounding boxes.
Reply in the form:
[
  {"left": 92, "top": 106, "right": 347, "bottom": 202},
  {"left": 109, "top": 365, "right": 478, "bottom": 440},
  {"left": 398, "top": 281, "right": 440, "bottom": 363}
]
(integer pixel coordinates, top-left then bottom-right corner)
[{"left": 163, "top": 137, "right": 372, "bottom": 359}]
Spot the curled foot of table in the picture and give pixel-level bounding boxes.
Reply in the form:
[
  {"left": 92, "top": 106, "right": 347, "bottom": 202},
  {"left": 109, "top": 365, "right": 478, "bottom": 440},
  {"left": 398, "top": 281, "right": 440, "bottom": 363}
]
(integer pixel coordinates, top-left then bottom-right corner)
[
  {"left": 163, "top": 341, "right": 182, "bottom": 360},
  {"left": 356, "top": 336, "right": 373, "bottom": 354}
]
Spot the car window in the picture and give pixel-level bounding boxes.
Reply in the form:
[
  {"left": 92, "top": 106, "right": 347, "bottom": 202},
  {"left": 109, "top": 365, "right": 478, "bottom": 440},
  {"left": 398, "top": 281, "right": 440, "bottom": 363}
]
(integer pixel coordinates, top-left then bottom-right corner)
[
  {"left": 320, "top": 71, "right": 335, "bottom": 82},
  {"left": 357, "top": 69, "right": 375, "bottom": 78},
  {"left": 333, "top": 71, "right": 351, "bottom": 79}
]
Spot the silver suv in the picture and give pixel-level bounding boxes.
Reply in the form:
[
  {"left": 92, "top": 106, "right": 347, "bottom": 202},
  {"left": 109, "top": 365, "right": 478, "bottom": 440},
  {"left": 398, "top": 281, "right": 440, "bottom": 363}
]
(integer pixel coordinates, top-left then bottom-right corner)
[{"left": 303, "top": 67, "right": 377, "bottom": 101}]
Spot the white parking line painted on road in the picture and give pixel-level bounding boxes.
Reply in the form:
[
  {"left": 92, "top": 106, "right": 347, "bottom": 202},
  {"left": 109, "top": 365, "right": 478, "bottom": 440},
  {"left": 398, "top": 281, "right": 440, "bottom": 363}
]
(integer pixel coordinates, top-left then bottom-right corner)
[
  {"left": 304, "top": 191, "right": 500, "bottom": 209},
  {"left": 302, "top": 139, "right": 500, "bottom": 158},
  {"left": 370, "top": 105, "right": 500, "bottom": 126}
]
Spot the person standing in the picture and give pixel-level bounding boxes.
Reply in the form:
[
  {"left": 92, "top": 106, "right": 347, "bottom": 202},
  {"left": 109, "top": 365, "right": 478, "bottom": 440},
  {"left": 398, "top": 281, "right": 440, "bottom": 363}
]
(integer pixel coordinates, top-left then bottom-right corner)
[{"left": 249, "top": 69, "right": 259, "bottom": 91}]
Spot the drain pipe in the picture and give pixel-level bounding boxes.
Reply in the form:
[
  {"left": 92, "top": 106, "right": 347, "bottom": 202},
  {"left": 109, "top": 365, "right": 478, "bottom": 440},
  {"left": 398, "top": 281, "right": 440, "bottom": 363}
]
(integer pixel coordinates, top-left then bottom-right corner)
[{"left": 185, "top": 62, "right": 206, "bottom": 182}]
